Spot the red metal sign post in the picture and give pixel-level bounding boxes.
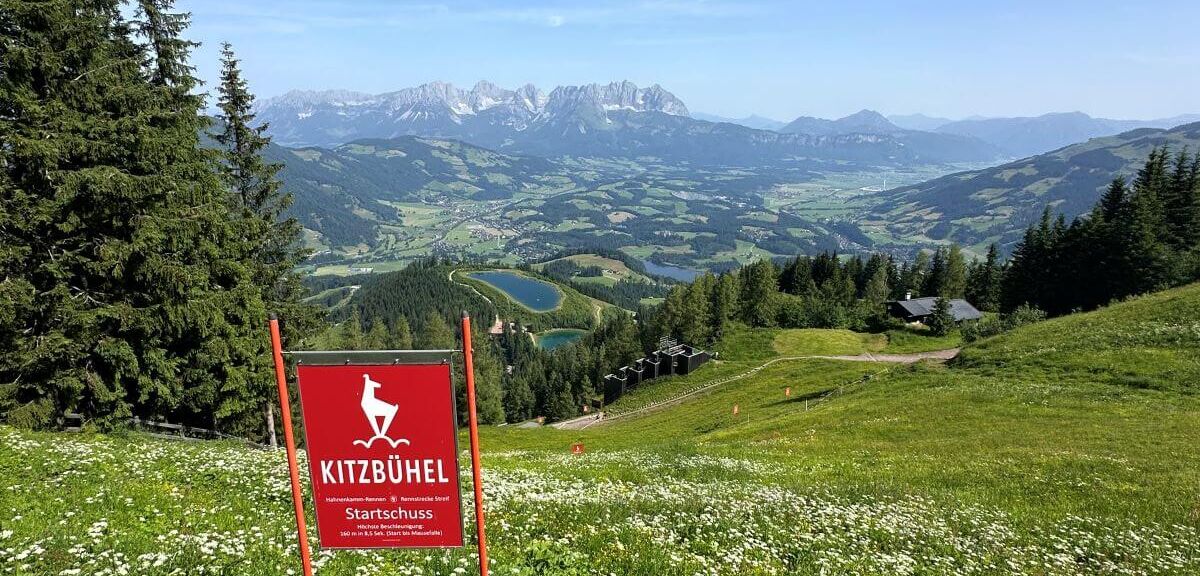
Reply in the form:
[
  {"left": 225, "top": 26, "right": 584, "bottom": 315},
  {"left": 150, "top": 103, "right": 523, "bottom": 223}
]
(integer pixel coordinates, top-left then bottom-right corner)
[
  {"left": 269, "top": 315, "right": 315, "bottom": 576},
  {"left": 461, "top": 312, "right": 491, "bottom": 576},
  {"left": 269, "top": 312, "right": 490, "bottom": 574}
]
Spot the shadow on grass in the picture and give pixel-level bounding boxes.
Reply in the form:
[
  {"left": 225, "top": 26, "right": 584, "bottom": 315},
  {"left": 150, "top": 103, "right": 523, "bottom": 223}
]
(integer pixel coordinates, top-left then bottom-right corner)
[{"left": 767, "top": 387, "right": 837, "bottom": 405}]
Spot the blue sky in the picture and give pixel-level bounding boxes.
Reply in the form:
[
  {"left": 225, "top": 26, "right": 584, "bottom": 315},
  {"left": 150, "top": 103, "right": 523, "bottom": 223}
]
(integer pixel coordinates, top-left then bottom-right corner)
[{"left": 181, "top": 0, "right": 1200, "bottom": 121}]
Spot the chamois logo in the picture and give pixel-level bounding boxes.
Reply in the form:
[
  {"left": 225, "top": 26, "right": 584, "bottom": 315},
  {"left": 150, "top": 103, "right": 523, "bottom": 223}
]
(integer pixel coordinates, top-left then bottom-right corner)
[{"left": 353, "top": 373, "right": 410, "bottom": 448}]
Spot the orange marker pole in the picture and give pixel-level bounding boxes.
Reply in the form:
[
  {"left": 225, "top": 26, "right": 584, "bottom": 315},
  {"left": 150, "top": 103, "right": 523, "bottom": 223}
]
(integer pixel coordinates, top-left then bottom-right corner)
[
  {"left": 461, "top": 312, "right": 490, "bottom": 576},
  {"left": 269, "top": 315, "right": 315, "bottom": 576}
]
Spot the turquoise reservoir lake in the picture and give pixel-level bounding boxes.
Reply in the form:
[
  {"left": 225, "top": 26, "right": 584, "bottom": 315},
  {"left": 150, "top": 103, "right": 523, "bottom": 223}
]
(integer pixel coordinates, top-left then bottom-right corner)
[
  {"left": 534, "top": 329, "right": 587, "bottom": 350},
  {"left": 467, "top": 271, "right": 563, "bottom": 312}
]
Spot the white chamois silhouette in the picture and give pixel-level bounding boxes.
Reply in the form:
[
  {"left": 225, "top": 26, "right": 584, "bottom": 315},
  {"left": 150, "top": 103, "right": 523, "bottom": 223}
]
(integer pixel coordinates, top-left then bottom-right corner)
[{"left": 360, "top": 373, "right": 398, "bottom": 438}]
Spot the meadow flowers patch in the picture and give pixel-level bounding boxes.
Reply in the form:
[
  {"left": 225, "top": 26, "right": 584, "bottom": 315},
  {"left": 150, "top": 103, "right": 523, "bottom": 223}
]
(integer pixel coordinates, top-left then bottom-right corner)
[{"left": 1, "top": 427, "right": 1197, "bottom": 575}]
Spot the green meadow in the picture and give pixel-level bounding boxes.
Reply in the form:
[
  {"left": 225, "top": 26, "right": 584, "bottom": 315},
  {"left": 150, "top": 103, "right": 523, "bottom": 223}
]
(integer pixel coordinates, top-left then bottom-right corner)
[{"left": 3, "top": 284, "right": 1199, "bottom": 574}]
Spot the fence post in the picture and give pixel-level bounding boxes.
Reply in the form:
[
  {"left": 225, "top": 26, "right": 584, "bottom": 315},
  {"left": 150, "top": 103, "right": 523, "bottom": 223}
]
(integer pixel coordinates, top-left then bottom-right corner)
[
  {"left": 461, "top": 312, "right": 490, "bottom": 576},
  {"left": 269, "top": 315, "right": 314, "bottom": 576}
]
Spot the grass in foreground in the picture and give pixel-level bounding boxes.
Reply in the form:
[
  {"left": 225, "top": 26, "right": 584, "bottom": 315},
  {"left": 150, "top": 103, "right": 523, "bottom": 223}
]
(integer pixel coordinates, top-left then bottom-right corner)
[{"left": 3, "top": 285, "right": 1199, "bottom": 575}]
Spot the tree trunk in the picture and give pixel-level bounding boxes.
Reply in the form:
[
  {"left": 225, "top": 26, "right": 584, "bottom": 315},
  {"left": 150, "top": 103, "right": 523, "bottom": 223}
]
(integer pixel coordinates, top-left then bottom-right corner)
[{"left": 265, "top": 402, "right": 278, "bottom": 449}]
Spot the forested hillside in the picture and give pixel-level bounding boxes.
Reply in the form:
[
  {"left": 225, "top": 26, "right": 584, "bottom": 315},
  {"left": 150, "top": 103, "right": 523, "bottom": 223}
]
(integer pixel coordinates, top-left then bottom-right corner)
[
  {"left": 268, "top": 137, "right": 594, "bottom": 248},
  {"left": 867, "top": 122, "right": 1200, "bottom": 250}
]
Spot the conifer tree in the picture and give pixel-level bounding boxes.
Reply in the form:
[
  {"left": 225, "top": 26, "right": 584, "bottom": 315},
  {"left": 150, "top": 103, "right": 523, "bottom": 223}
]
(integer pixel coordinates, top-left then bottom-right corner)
[
  {"left": 418, "top": 311, "right": 456, "bottom": 350},
  {"left": 211, "top": 42, "right": 318, "bottom": 432},
  {"left": 943, "top": 245, "right": 967, "bottom": 298},
  {"left": 965, "top": 244, "right": 1002, "bottom": 312},
  {"left": 1097, "top": 177, "right": 1129, "bottom": 223},
  {"left": 365, "top": 317, "right": 388, "bottom": 349},
  {"left": 900, "top": 251, "right": 930, "bottom": 298},
  {"left": 1163, "top": 149, "right": 1200, "bottom": 251},
  {"left": 654, "top": 285, "right": 686, "bottom": 340},
  {"left": 389, "top": 315, "right": 413, "bottom": 349},
  {"left": 0, "top": 0, "right": 271, "bottom": 432},
  {"left": 680, "top": 273, "right": 714, "bottom": 345},
  {"left": 710, "top": 273, "right": 740, "bottom": 335},
  {"left": 738, "top": 259, "right": 778, "bottom": 326},
  {"left": 864, "top": 265, "right": 891, "bottom": 306},
  {"left": 1120, "top": 148, "right": 1172, "bottom": 296},
  {"left": 502, "top": 374, "right": 535, "bottom": 422},
  {"left": 924, "top": 248, "right": 948, "bottom": 296},
  {"left": 465, "top": 331, "right": 505, "bottom": 425},
  {"left": 342, "top": 309, "right": 365, "bottom": 350},
  {"left": 926, "top": 297, "right": 955, "bottom": 336}
]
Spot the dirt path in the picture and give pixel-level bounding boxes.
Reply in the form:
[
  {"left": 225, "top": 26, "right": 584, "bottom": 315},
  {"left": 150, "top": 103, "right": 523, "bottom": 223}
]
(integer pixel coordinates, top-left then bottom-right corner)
[{"left": 548, "top": 348, "right": 960, "bottom": 430}]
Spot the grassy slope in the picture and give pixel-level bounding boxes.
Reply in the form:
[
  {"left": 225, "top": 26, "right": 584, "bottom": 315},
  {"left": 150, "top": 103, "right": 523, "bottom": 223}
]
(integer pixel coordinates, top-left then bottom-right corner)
[
  {"left": 3, "top": 285, "right": 1198, "bottom": 575},
  {"left": 492, "top": 285, "right": 1200, "bottom": 526}
]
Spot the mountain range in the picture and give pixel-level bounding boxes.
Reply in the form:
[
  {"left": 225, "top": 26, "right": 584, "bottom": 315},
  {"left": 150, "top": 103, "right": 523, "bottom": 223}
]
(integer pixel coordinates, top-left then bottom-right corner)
[
  {"left": 863, "top": 121, "right": 1200, "bottom": 250},
  {"left": 256, "top": 80, "right": 687, "bottom": 148},
  {"left": 887, "top": 113, "right": 957, "bottom": 132},
  {"left": 255, "top": 81, "right": 1004, "bottom": 167},
  {"left": 931, "top": 112, "right": 1200, "bottom": 158},
  {"left": 691, "top": 112, "right": 787, "bottom": 131},
  {"left": 780, "top": 109, "right": 905, "bottom": 136}
]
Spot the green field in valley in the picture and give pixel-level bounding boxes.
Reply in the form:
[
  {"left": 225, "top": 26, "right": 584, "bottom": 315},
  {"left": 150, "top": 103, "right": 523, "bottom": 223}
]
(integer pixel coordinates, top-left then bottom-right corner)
[{"left": 3, "top": 284, "right": 1199, "bottom": 574}]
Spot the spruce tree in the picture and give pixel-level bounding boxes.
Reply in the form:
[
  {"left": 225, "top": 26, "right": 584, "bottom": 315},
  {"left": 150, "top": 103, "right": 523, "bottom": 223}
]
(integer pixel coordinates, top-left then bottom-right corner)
[
  {"left": 902, "top": 251, "right": 930, "bottom": 298},
  {"left": 1163, "top": 149, "right": 1200, "bottom": 251},
  {"left": 943, "top": 245, "right": 967, "bottom": 298},
  {"left": 418, "top": 311, "right": 455, "bottom": 349},
  {"left": 1120, "top": 148, "right": 1172, "bottom": 296},
  {"left": 0, "top": 0, "right": 270, "bottom": 431},
  {"left": 924, "top": 248, "right": 948, "bottom": 296},
  {"left": 710, "top": 273, "right": 740, "bottom": 336},
  {"left": 926, "top": 297, "right": 955, "bottom": 337},
  {"left": 211, "top": 41, "right": 318, "bottom": 432},
  {"left": 738, "top": 259, "right": 778, "bottom": 327},
  {"left": 680, "top": 273, "right": 713, "bottom": 345},
  {"left": 864, "top": 265, "right": 890, "bottom": 306},
  {"left": 365, "top": 317, "right": 388, "bottom": 349},
  {"left": 502, "top": 375, "right": 535, "bottom": 422},
  {"left": 965, "top": 244, "right": 1002, "bottom": 312},
  {"left": 389, "top": 315, "right": 413, "bottom": 349},
  {"left": 1097, "top": 177, "right": 1129, "bottom": 223},
  {"left": 342, "top": 309, "right": 365, "bottom": 349},
  {"left": 465, "top": 331, "right": 505, "bottom": 425}
]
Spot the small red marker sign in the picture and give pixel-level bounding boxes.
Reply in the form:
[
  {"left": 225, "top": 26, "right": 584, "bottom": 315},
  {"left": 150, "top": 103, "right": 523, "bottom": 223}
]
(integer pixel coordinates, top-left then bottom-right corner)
[
  {"left": 296, "top": 364, "right": 464, "bottom": 549},
  {"left": 571, "top": 442, "right": 585, "bottom": 455}
]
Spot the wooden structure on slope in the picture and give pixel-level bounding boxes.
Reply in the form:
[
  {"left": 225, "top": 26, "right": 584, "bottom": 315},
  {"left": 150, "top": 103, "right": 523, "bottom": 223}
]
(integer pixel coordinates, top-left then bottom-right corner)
[{"left": 603, "top": 337, "right": 711, "bottom": 404}]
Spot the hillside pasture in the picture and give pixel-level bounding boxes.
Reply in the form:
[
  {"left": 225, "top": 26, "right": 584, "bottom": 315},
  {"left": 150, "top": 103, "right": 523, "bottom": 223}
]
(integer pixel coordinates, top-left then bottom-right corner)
[{"left": 3, "top": 286, "right": 1200, "bottom": 575}]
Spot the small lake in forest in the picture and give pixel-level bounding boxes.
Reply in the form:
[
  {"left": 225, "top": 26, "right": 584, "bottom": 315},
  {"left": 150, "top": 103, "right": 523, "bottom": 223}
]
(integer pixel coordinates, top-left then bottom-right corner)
[
  {"left": 641, "top": 260, "right": 700, "bottom": 281},
  {"left": 534, "top": 329, "right": 588, "bottom": 350},
  {"left": 467, "top": 270, "right": 563, "bottom": 312}
]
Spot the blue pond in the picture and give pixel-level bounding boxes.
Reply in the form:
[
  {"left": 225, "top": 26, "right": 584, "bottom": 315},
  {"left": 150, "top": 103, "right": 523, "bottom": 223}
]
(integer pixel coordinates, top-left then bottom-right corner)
[
  {"left": 468, "top": 271, "right": 563, "bottom": 312},
  {"left": 535, "top": 329, "right": 587, "bottom": 350},
  {"left": 641, "top": 259, "right": 700, "bottom": 281}
]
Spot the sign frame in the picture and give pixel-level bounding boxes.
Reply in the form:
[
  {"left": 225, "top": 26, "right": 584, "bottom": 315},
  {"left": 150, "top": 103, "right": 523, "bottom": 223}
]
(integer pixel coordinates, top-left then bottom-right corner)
[
  {"left": 289, "top": 349, "right": 465, "bottom": 550},
  {"left": 270, "top": 313, "right": 491, "bottom": 576}
]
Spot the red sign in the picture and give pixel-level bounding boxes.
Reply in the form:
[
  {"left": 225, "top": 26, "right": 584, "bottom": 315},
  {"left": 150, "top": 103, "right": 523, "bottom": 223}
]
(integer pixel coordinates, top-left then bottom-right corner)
[
  {"left": 296, "top": 364, "right": 464, "bottom": 549},
  {"left": 571, "top": 442, "right": 585, "bottom": 454}
]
